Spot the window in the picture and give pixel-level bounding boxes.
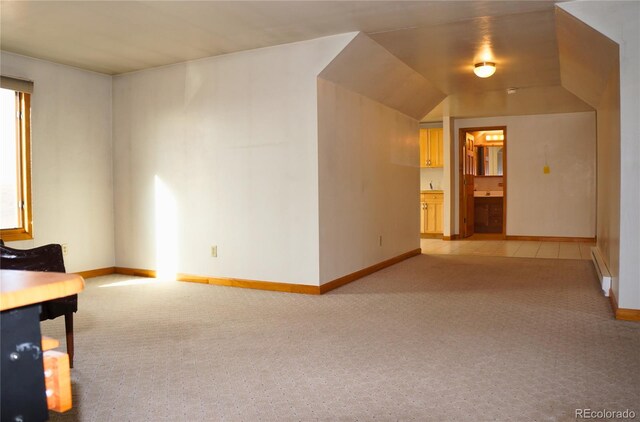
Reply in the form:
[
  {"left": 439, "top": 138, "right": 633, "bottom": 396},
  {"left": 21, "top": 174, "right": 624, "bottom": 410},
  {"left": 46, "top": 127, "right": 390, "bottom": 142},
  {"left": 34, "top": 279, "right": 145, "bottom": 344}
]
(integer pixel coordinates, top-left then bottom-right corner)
[{"left": 1, "top": 76, "right": 32, "bottom": 241}]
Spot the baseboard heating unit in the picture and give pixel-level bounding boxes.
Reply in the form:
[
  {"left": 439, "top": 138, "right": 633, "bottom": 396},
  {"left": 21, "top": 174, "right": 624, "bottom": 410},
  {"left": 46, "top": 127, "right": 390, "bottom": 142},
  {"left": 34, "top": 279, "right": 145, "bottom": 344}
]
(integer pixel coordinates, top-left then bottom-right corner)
[{"left": 591, "top": 247, "right": 612, "bottom": 296}]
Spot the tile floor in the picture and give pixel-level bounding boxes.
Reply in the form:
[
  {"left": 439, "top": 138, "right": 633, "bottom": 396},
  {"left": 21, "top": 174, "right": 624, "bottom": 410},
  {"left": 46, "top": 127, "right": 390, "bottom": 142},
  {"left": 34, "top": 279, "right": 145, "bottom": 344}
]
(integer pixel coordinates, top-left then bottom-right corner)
[{"left": 421, "top": 238, "right": 594, "bottom": 260}]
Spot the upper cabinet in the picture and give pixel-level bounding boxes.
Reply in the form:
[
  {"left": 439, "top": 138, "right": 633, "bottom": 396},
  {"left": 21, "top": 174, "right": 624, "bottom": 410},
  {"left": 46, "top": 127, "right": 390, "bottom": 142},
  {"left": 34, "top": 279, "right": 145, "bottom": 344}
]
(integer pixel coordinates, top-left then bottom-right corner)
[{"left": 419, "top": 128, "right": 443, "bottom": 168}]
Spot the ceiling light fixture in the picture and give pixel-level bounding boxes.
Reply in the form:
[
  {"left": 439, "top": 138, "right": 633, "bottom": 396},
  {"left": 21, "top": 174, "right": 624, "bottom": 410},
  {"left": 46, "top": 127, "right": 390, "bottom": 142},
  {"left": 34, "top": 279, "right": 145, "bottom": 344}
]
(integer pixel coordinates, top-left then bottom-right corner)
[{"left": 474, "top": 62, "right": 496, "bottom": 78}]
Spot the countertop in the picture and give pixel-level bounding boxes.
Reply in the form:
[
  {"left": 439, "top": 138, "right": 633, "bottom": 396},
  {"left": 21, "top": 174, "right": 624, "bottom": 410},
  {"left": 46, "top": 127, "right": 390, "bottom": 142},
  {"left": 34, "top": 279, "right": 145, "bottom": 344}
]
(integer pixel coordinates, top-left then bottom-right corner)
[
  {"left": 0, "top": 270, "right": 85, "bottom": 311},
  {"left": 473, "top": 190, "right": 504, "bottom": 197}
]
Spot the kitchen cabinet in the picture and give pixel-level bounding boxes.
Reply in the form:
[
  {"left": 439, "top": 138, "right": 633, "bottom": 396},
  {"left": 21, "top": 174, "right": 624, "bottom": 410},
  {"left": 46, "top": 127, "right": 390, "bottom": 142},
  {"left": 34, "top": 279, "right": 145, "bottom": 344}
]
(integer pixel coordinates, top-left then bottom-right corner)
[
  {"left": 420, "top": 191, "right": 444, "bottom": 235},
  {"left": 419, "top": 128, "right": 444, "bottom": 168}
]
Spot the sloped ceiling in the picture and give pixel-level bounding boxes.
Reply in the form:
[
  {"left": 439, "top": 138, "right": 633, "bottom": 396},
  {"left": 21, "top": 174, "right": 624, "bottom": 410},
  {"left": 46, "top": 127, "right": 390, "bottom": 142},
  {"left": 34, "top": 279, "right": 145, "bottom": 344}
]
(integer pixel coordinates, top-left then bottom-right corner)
[
  {"left": 555, "top": 8, "right": 619, "bottom": 108},
  {"left": 370, "top": 8, "right": 594, "bottom": 120},
  {"left": 0, "top": 1, "right": 559, "bottom": 75},
  {"left": 423, "top": 85, "right": 593, "bottom": 121},
  {"left": 370, "top": 10, "right": 561, "bottom": 96},
  {"left": 319, "top": 33, "right": 445, "bottom": 120},
  {"left": 1, "top": 1, "right": 613, "bottom": 120}
]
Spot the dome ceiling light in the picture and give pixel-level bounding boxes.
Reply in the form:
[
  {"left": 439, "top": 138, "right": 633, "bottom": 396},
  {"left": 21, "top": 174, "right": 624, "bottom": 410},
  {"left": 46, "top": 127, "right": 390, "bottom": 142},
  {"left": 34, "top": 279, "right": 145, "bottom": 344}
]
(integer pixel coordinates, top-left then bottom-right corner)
[{"left": 473, "top": 62, "right": 496, "bottom": 78}]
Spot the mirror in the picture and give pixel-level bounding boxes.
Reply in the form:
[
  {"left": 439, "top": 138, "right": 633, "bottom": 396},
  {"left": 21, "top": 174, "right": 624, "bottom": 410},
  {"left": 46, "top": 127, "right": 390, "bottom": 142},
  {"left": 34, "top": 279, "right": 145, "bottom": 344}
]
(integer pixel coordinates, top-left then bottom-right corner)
[{"left": 476, "top": 146, "right": 503, "bottom": 176}]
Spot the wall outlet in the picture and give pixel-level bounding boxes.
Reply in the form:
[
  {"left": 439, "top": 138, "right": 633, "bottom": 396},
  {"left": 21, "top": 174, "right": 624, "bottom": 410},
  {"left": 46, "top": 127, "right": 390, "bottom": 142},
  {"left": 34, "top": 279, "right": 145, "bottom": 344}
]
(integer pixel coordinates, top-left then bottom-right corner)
[
  {"left": 62, "top": 244, "right": 68, "bottom": 255},
  {"left": 211, "top": 245, "right": 217, "bottom": 257}
]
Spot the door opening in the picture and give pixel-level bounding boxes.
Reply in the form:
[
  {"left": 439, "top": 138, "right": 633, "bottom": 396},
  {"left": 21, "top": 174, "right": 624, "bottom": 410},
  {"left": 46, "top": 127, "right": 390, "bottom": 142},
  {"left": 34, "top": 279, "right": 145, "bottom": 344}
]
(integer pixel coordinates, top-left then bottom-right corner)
[{"left": 459, "top": 127, "right": 507, "bottom": 238}]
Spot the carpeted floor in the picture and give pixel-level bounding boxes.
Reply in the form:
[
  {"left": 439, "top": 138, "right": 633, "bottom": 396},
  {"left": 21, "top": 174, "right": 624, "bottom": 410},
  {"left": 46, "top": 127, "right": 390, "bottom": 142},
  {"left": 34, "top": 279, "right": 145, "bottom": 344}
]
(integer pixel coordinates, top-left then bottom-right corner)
[{"left": 45, "top": 255, "right": 639, "bottom": 421}]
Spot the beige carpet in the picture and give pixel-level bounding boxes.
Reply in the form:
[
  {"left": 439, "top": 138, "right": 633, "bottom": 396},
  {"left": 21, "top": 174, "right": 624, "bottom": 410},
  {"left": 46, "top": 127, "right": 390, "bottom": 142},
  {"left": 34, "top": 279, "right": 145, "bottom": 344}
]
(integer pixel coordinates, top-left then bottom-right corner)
[{"left": 45, "top": 255, "right": 639, "bottom": 421}]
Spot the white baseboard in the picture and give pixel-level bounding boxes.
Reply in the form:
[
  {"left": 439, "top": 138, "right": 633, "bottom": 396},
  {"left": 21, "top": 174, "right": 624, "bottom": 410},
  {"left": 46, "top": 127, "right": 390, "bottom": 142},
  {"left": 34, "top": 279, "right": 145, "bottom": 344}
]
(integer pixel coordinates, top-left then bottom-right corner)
[{"left": 590, "top": 247, "right": 611, "bottom": 296}]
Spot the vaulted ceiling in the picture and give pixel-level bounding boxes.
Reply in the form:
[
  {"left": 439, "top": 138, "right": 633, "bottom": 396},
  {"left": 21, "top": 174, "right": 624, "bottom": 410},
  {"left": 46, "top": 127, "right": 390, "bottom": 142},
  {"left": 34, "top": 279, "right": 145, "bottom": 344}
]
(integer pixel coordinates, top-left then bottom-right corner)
[
  {"left": 0, "top": 1, "right": 616, "bottom": 120},
  {"left": 0, "top": 1, "right": 560, "bottom": 75}
]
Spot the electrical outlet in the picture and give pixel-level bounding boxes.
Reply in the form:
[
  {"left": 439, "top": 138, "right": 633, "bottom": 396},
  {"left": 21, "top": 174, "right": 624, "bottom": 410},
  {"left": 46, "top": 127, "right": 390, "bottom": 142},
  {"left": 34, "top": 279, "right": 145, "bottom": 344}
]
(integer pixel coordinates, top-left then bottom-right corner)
[
  {"left": 211, "top": 245, "right": 217, "bottom": 257},
  {"left": 62, "top": 244, "right": 68, "bottom": 255}
]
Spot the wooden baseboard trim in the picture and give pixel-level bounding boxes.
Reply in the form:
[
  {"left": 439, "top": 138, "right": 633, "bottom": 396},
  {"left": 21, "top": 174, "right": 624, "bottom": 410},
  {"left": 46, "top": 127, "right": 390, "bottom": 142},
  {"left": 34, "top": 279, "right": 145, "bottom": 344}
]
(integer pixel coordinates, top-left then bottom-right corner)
[
  {"left": 442, "top": 235, "right": 459, "bottom": 241},
  {"left": 180, "top": 273, "right": 320, "bottom": 295},
  {"left": 75, "top": 267, "right": 115, "bottom": 279},
  {"left": 115, "top": 267, "right": 156, "bottom": 278},
  {"left": 468, "top": 233, "right": 506, "bottom": 240},
  {"left": 609, "top": 288, "right": 618, "bottom": 316},
  {"left": 114, "top": 249, "right": 420, "bottom": 295},
  {"left": 319, "top": 248, "right": 422, "bottom": 294},
  {"left": 616, "top": 309, "right": 640, "bottom": 321},
  {"left": 420, "top": 233, "right": 443, "bottom": 239},
  {"left": 506, "top": 235, "right": 595, "bottom": 243},
  {"left": 115, "top": 267, "right": 319, "bottom": 294},
  {"left": 609, "top": 289, "right": 640, "bottom": 321}
]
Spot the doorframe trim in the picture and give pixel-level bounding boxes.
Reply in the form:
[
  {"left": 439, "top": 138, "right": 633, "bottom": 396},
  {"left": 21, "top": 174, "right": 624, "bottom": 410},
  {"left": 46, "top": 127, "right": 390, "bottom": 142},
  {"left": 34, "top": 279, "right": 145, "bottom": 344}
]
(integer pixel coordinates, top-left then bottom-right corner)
[{"left": 458, "top": 126, "right": 507, "bottom": 238}]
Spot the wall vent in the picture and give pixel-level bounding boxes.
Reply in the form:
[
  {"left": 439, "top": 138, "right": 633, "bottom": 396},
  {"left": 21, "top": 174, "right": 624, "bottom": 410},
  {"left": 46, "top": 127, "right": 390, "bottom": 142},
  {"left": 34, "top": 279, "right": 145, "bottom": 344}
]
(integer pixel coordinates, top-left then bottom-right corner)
[{"left": 590, "top": 247, "right": 611, "bottom": 296}]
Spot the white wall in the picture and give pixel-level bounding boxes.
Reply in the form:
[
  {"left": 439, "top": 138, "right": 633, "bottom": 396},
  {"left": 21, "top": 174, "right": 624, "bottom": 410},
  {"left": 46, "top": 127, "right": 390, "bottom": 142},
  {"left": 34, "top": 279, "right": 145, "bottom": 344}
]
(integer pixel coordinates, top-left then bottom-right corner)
[
  {"left": 420, "top": 168, "right": 444, "bottom": 191},
  {"left": 1, "top": 52, "right": 114, "bottom": 273},
  {"left": 594, "top": 68, "right": 621, "bottom": 302},
  {"left": 316, "top": 33, "right": 438, "bottom": 284},
  {"left": 442, "top": 116, "right": 455, "bottom": 237},
  {"left": 559, "top": 1, "right": 640, "bottom": 311},
  {"left": 453, "top": 112, "right": 596, "bottom": 238},
  {"left": 317, "top": 78, "right": 419, "bottom": 283},
  {"left": 112, "top": 34, "right": 354, "bottom": 286}
]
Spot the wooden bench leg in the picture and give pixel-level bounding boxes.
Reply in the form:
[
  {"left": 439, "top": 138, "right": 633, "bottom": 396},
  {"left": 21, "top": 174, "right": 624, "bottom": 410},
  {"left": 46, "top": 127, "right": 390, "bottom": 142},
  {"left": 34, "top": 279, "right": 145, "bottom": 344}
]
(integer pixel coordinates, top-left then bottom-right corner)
[{"left": 64, "top": 313, "right": 74, "bottom": 368}]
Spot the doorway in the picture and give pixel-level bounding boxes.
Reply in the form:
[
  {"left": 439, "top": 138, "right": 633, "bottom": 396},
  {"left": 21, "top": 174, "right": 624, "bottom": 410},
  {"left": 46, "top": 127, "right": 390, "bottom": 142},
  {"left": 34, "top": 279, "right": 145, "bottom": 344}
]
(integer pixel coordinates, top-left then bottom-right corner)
[{"left": 459, "top": 127, "right": 507, "bottom": 238}]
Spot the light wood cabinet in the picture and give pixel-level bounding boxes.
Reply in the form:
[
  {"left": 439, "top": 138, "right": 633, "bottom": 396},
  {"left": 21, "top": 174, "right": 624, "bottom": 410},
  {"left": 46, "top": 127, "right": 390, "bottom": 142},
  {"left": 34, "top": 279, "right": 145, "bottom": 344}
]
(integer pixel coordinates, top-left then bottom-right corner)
[
  {"left": 419, "top": 128, "right": 444, "bottom": 168},
  {"left": 420, "top": 199, "right": 427, "bottom": 234},
  {"left": 420, "top": 192, "right": 444, "bottom": 234}
]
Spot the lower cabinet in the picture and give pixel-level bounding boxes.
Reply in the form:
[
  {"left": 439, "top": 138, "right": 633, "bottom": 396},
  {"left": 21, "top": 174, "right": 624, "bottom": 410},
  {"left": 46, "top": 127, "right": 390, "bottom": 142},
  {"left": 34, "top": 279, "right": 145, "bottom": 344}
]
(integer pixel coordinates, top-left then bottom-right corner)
[
  {"left": 420, "top": 192, "right": 444, "bottom": 235},
  {"left": 474, "top": 197, "right": 503, "bottom": 233}
]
